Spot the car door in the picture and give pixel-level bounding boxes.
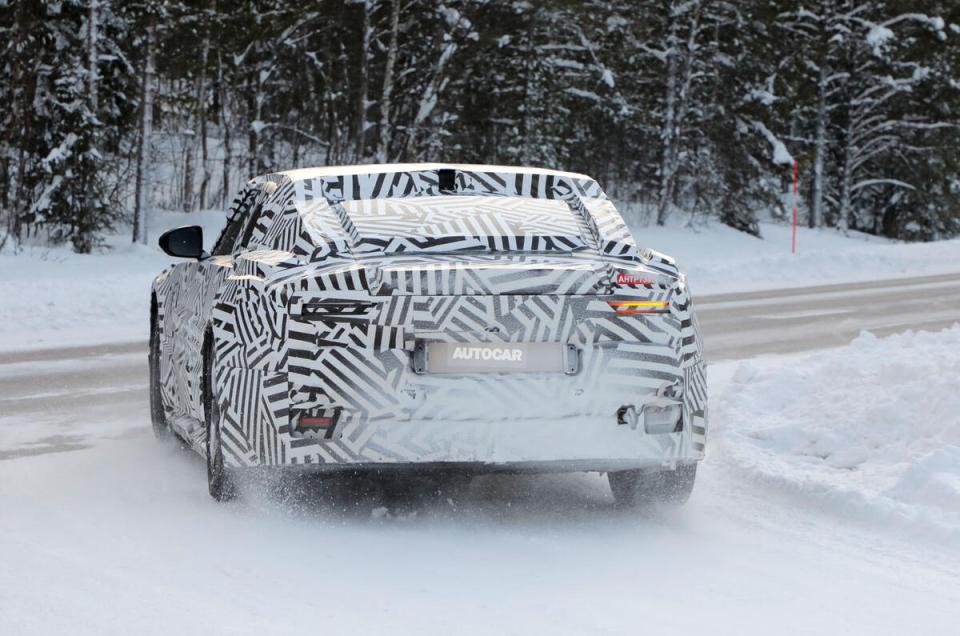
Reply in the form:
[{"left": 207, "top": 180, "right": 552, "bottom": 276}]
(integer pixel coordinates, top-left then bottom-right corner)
[{"left": 165, "top": 185, "right": 260, "bottom": 424}]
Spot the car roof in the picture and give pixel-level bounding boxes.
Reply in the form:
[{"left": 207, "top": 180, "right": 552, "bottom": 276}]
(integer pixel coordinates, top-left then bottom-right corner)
[
  {"left": 237, "top": 163, "right": 641, "bottom": 264},
  {"left": 274, "top": 163, "right": 594, "bottom": 184}
]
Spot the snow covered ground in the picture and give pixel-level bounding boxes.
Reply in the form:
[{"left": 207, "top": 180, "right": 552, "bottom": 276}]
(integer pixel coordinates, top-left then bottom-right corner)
[
  {"left": 1, "top": 213, "right": 958, "bottom": 351},
  {"left": 1, "top": 327, "right": 958, "bottom": 634},
  {"left": 714, "top": 326, "right": 960, "bottom": 541},
  {"left": 636, "top": 220, "right": 960, "bottom": 295},
  {"left": 0, "top": 211, "right": 226, "bottom": 351}
]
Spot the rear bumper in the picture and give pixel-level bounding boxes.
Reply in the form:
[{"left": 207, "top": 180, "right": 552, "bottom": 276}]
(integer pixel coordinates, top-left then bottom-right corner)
[
  {"left": 289, "top": 411, "right": 698, "bottom": 466},
  {"left": 274, "top": 458, "right": 699, "bottom": 476},
  {"left": 214, "top": 355, "right": 707, "bottom": 469}
]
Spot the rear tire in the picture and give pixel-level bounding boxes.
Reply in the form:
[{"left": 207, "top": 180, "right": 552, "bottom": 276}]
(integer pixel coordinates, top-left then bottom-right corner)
[
  {"left": 149, "top": 317, "right": 169, "bottom": 440},
  {"left": 204, "top": 338, "right": 237, "bottom": 502},
  {"left": 608, "top": 464, "right": 697, "bottom": 508}
]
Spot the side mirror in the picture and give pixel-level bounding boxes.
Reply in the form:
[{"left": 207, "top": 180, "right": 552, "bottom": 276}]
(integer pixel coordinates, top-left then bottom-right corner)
[{"left": 158, "top": 225, "right": 205, "bottom": 259}]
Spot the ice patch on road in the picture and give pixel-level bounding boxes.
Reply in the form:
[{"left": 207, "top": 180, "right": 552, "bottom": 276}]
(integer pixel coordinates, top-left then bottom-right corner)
[{"left": 714, "top": 326, "right": 960, "bottom": 539}]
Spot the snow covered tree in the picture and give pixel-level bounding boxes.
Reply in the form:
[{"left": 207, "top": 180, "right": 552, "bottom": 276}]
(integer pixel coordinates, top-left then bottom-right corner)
[
  {"left": 833, "top": 5, "right": 951, "bottom": 233},
  {"left": 2, "top": 0, "right": 959, "bottom": 248},
  {"left": 775, "top": 0, "right": 862, "bottom": 229},
  {"left": 1, "top": 0, "right": 134, "bottom": 252},
  {"left": 775, "top": 0, "right": 955, "bottom": 235}
]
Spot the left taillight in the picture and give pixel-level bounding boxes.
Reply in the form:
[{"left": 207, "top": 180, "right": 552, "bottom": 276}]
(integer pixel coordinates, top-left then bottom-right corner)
[{"left": 298, "top": 300, "right": 374, "bottom": 321}]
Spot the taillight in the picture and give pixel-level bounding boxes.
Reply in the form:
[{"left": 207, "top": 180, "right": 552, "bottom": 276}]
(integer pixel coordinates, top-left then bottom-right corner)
[
  {"left": 300, "top": 416, "right": 334, "bottom": 427},
  {"left": 299, "top": 300, "right": 373, "bottom": 321},
  {"left": 607, "top": 300, "right": 669, "bottom": 314}
]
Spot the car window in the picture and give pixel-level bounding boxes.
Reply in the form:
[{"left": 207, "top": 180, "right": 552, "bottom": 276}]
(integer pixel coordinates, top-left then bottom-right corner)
[
  {"left": 338, "top": 195, "right": 588, "bottom": 255},
  {"left": 236, "top": 201, "right": 266, "bottom": 252},
  {"left": 211, "top": 189, "right": 257, "bottom": 256},
  {"left": 211, "top": 213, "right": 246, "bottom": 256}
]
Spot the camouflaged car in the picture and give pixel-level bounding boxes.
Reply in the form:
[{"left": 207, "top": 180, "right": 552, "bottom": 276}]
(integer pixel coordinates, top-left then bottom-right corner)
[{"left": 149, "top": 164, "right": 706, "bottom": 504}]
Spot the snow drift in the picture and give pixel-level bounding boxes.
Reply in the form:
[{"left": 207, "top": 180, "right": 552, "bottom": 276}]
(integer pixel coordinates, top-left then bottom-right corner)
[{"left": 715, "top": 326, "right": 960, "bottom": 539}]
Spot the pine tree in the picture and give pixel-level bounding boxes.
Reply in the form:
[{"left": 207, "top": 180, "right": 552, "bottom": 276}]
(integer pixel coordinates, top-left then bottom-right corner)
[
  {"left": 2, "top": 0, "right": 959, "bottom": 248},
  {"left": 2, "top": 0, "right": 133, "bottom": 252}
]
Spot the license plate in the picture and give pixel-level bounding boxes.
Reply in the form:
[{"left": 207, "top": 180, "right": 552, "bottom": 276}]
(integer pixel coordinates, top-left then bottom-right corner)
[{"left": 423, "top": 342, "right": 569, "bottom": 374}]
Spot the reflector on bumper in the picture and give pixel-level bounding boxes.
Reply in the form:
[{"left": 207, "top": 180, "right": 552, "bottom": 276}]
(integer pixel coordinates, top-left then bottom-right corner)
[
  {"left": 643, "top": 404, "right": 682, "bottom": 434},
  {"left": 616, "top": 402, "right": 682, "bottom": 434},
  {"left": 292, "top": 408, "right": 341, "bottom": 440}
]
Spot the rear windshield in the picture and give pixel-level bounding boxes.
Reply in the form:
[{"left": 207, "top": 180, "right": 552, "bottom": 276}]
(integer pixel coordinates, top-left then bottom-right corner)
[{"left": 339, "top": 195, "right": 588, "bottom": 254}]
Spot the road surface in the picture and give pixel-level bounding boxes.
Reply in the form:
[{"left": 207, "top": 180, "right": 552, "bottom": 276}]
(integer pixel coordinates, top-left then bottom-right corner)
[{"left": 1, "top": 272, "right": 958, "bottom": 634}]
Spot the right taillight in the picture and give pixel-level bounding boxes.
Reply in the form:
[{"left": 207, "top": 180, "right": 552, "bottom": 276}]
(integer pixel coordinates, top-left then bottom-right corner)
[{"left": 607, "top": 300, "right": 669, "bottom": 315}]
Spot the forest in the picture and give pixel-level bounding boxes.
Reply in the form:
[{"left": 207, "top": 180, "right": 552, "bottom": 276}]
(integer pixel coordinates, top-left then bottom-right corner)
[{"left": 1, "top": 0, "right": 958, "bottom": 252}]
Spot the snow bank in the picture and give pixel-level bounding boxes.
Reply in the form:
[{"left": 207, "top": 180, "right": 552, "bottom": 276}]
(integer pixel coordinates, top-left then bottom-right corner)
[
  {"left": 0, "top": 211, "right": 226, "bottom": 351},
  {"left": 628, "top": 220, "right": 960, "bottom": 295},
  {"left": 714, "top": 326, "right": 960, "bottom": 539}
]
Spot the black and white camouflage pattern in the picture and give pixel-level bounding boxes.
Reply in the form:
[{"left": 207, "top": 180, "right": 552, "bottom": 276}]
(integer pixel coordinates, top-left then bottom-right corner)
[{"left": 152, "top": 164, "right": 707, "bottom": 470}]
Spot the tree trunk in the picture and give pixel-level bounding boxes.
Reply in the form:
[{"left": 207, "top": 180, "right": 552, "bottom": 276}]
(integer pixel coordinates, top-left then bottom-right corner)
[
  {"left": 838, "top": 119, "right": 853, "bottom": 232},
  {"left": 375, "top": 0, "right": 400, "bottom": 163},
  {"left": 182, "top": 101, "right": 195, "bottom": 211},
  {"left": 133, "top": 21, "right": 156, "bottom": 245},
  {"left": 248, "top": 69, "right": 261, "bottom": 176},
  {"left": 87, "top": 0, "right": 98, "bottom": 114},
  {"left": 247, "top": 81, "right": 256, "bottom": 177},
  {"left": 0, "top": 157, "right": 7, "bottom": 213},
  {"left": 355, "top": 0, "right": 373, "bottom": 161},
  {"left": 197, "top": 3, "right": 212, "bottom": 209},
  {"left": 656, "top": 3, "right": 702, "bottom": 226},
  {"left": 398, "top": 17, "right": 461, "bottom": 160},
  {"left": 217, "top": 53, "right": 232, "bottom": 209},
  {"left": 518, "top": 19, "right": 535, "bottom": 164},
  {"left": 9, "top": 0, "right": 37, "bottom": 246},
  {"left": 222, "top": 102, "right": 232, "bottom": 207},
  {"left": 810, "top": 63, "right": 828, "bottom": 228},
  {"left": 656, "top": 36, "right": 677, "bottom": 227},
  {"left": 199, "top": 86, "right": 210, "bottom": 210}
]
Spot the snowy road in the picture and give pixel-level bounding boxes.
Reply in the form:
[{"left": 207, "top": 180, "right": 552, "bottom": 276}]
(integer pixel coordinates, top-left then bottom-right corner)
[
  {"left": 2, "top": 272, "right": 959, "bottom": 634},
  {"left": 699, "top": 270, "right": 960, "bottom": 359}
]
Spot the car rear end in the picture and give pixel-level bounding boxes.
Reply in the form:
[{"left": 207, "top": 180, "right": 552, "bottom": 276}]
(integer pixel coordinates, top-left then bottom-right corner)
[{"left": 268, "top": 184, "right": 706, "bottom": 472}]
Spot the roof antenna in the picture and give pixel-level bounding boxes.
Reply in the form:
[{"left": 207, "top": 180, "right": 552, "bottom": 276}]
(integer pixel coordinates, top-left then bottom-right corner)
[{"left": 437, "top": 168, "right": 457, "bottom": 192}]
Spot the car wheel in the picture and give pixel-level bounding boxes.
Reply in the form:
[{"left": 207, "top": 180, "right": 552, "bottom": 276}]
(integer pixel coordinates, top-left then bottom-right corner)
[
  {"left": 204, "top": 339, "right": 237, "bottom": 502},
  {"left": 149, "top": 318, "right": 170, "bottom": 440},
  {"left": 608, "top": 464, "right": 697, "bottom": 508}
]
